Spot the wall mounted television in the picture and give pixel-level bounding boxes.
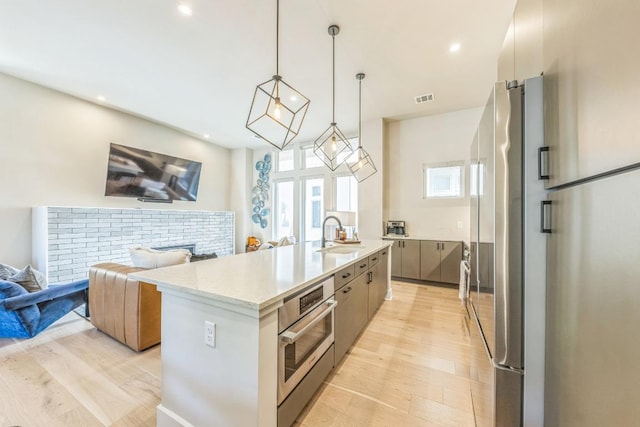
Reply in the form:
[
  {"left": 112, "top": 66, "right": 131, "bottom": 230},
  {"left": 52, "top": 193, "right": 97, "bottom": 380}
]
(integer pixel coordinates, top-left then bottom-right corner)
[{"left": 105, "top": 143, "right": 202, "bottom": 202}]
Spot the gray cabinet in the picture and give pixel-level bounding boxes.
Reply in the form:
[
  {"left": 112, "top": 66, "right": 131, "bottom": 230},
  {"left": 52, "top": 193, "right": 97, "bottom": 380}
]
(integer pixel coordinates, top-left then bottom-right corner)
[
  {"left": 334, "top": 247, "right": 391, "bottom": 364},
  {"left": 543, "top": 0, "right": 640, "bottom": 188},
  {"left": 334, "top": 264, "right": 355, "bottom": 290},
  {"left": 334, "top": 271, "right": 368, "bottom": 363},
  {"left": 368, "top": 249, "right": 388, "bottom": 320},
  {"left": 545, "top": 168, "right": 640, "bottom": 426},
  {"left": 420, "top": 240, "right": 463, "bottom": 284},
  {"left": 389, "top": 239, "right": 420, "bottom": 280},
  {"left": 420, "top": 241, "right": 441, "bottom": 282}
]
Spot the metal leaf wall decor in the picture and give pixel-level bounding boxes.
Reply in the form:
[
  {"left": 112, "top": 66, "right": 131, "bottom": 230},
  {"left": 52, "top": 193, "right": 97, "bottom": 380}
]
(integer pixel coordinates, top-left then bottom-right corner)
[{"left": 252, "top": 153, "right": 271, "bottom": 229}]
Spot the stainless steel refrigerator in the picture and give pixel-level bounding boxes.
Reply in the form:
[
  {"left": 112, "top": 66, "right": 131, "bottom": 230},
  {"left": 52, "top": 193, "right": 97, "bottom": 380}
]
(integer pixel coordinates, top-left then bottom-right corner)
[{"left": 468, "top": 76, "right": 547, "bottom": 426}]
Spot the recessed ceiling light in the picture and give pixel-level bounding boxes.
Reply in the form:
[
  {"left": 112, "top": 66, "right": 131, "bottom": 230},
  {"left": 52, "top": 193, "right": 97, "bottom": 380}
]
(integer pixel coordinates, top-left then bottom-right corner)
[
  {"left": 96, "top": 95, "right": 106, "bottom": 102},
  {"left": 177, "top": 3, "right": 193, "bottom": 16},
  {"left": 449, "top": 43, "right": 461, "bottom": 53},
  {"left": 203, "top": 134, "right": 210, "bottom": 139},
  {"left": 290, "top": 95, "right": 298, "bottom": 102}
]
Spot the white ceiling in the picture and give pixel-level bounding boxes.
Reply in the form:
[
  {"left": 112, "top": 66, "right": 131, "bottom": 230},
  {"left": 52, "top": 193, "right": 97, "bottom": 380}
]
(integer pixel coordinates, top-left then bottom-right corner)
[{"left": 0, "top": 0, "right": 516, "bottom": 150}]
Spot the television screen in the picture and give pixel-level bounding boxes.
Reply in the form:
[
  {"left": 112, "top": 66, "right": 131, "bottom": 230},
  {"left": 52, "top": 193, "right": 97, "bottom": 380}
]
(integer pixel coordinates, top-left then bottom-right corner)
[{"left": 105, "top": 143, "right": 202, "bottom": 201}]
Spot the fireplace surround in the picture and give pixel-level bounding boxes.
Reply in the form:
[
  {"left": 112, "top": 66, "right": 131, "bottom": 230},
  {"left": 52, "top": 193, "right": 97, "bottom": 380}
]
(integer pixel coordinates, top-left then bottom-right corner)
[{"left": 33, "top": 206, "right": 234, "bottom": 283}]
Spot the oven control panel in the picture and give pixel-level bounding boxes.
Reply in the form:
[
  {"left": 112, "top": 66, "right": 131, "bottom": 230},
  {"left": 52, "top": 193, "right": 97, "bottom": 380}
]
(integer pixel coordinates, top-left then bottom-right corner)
[
  {"left": 278, "top": 276, "right": 335, "bottom": 333},
  {"left": 299, "top": 287, "right": 324, "bottom": 315}
]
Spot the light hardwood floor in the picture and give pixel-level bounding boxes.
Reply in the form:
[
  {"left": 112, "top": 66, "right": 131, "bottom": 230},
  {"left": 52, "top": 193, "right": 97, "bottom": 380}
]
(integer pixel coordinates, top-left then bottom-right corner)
[{"left": 0, "top": 281, "right": 491, "bottom": 426}]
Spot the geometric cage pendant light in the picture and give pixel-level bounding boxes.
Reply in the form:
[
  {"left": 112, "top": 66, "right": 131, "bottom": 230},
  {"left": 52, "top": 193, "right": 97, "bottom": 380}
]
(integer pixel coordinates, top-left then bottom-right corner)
[
  {"left": 313, "top": 25, "right": 354, "bottom": 171},
  {"left": 347, "top": 72, "right": 377, "bottom": 182},
  {"left": 246, "top": 0, "right": 310, "bottom": 151}
]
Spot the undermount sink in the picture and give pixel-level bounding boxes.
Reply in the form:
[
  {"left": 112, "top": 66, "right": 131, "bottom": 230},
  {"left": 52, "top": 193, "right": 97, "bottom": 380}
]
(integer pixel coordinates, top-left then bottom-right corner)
[{"left": 316, "top": 245, "right": 364, "bottom": 254}]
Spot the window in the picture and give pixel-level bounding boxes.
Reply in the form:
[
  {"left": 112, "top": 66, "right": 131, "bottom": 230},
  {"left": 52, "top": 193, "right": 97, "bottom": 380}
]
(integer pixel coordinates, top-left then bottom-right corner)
[
  {"left": 302, "top": 146, "right": 324, "bottom": 169},
  {"left": 275, "top": 180, "right": 294, "bottom": 238},
  {"left": 470, "top": 163, "right": 485, "bottom": 197},
  {"left": 277, "top": 149, "right": 294, "bottom": 172},
  {"left": 335, "top": 175, "right": 357, "bottom": 212},
  {"left": 312, "top": 201, "right": 321, "bottom": 227},
  {"left": 424, "top": 162, "right": 464, "bottom": 198},
  {"left": 270, "top": 138, "right": 359, "bottom": 242},
  {"left": 303, "top": 178, "right": 324, "bottom": 242}
]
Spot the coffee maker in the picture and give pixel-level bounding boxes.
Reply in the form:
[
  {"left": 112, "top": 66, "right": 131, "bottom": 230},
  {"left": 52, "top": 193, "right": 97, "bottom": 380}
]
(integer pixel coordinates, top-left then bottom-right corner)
[{"left": 385, "top": 220, "right": 406, "bottom": 236}]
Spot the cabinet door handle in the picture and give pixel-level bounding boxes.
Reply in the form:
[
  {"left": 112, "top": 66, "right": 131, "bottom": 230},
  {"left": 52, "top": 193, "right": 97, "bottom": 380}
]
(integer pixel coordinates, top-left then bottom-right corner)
[
  {"left": 382, "top": 251, "right": 387, "bottom": 256},
  {"left": 368, "top": 271, "right": 373, "bottom": 283},
  {"left": 360, "top": 263, "right": 367, "bottom": 269},
  {"left": 541, "top": 200, "right": 552, "bottom": 233},
  {"left": 342, "top": 286, "right": 353, "bottom": 294},
  {"left": 372, "top": 257, "right": 378, "bottom": 262},
  {"left": 538, "top": 146, "right": 550, "bottom": 180},
  {"left": 436, "top": 242, "right": 440, "bottom": 250},
  {"left": 342, "top": 272, "right": 351, "bottom": 279},
  {"left": 441, "top": 242, "right": 445, "bottom": 251}
]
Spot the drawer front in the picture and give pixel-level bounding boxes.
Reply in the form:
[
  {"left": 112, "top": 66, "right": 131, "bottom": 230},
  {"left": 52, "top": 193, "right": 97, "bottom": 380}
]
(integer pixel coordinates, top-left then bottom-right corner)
[
  {"left": 355, "top": 258, "right": 369, "bottom": 277},
  {"left": 368, "top": 251, "right": 380, "bottom": 267},
  {"left": 334, "top": 264, "right": 356, "bottom": 290}
]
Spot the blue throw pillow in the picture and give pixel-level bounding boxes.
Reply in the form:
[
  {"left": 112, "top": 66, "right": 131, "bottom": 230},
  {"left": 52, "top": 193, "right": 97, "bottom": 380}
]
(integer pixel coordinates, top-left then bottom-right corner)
[{"left": 0, "top": 279, "right": 28, "bottom": 299}]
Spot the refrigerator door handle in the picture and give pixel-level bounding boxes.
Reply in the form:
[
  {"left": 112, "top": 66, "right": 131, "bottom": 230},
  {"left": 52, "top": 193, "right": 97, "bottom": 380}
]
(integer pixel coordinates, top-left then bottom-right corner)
[
  {"left": 493, "top": 82, "right": 524, "bottom": 370},
  {"left": 541, "top": 200, "right": 552, "bottom": 233},
  {"left": 538, "top": 146, "right": 550, "bottom": 180}
]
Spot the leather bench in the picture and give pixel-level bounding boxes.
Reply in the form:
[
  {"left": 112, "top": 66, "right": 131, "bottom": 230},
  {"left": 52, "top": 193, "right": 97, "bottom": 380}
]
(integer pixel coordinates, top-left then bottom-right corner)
[{"left": 88, "top": 263, "right": 161, "bottom": 351}]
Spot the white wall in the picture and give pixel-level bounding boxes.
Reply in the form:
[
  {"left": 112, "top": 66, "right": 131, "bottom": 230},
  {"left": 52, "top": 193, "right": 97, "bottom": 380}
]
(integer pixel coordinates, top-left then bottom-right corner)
[
  {"left": 357, "top": 118, "right": 385, "bottom": 239},
  {"left": 0, "top": 72, "right": 231, "bottom": 267},
  {"left": 384, "top": 107, "right": 483, "bottom": 242},
  {"left": 230, "top": 148, "right": 254, "bottom": 253}
]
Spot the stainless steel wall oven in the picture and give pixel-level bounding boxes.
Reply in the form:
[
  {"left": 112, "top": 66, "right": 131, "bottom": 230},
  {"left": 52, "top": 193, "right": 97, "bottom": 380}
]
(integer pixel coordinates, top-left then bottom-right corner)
[{"left": 277, "top": 276, "right": 336, "bottom": 405}]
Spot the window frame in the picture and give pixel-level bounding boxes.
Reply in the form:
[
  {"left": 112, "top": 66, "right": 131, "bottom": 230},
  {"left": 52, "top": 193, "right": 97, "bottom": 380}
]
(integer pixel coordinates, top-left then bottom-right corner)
[
  {"left": 423, "top": 161, "right": 466, "bottom": 199},
  {"left": 269, "top": 138, "right": 358, "bottom": 242}
]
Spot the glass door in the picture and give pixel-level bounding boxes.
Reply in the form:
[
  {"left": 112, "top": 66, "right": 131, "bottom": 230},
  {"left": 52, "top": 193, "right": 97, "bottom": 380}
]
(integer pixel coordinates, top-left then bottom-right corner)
[
  {"left": 274, "top": 180, "right": 295, "bottom": 240},
  {"left": 302, "top": 177, "right": 324, "bottom": 242}
]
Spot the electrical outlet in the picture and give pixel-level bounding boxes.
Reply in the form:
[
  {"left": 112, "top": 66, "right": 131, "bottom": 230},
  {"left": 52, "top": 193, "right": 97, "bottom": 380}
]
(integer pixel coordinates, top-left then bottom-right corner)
[{"left": 204, "top": 321, "right": 216, "bottom": 348}]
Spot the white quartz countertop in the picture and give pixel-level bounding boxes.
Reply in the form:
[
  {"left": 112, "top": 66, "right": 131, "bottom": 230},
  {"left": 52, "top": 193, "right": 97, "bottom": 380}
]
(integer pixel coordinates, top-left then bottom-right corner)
[{"left": 130, "top": 239, "right": 392, "bottom": 313}]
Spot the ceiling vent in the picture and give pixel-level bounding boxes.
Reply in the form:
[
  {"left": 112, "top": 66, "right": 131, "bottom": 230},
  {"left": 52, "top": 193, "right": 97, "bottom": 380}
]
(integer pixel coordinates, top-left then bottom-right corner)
[{"left": 415, "top": 93, "right": 435, "bottom": 104}]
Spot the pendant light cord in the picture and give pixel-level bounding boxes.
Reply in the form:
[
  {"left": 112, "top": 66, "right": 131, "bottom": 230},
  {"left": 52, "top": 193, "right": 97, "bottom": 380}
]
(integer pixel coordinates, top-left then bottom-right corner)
[
  {"left": 358, "top": 77, "right": 362, "bottom": 148},
  {"left": 276, "top": 0, "right": 279, "bottom": 77},
  {"left": 332, "top": 32, "right": 336, "bottom": 123}
]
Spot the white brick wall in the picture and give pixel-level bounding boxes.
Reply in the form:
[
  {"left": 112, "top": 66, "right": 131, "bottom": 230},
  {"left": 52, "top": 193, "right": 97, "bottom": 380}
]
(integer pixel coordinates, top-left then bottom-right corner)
[{"left": 36, "top": 207, "right": 234, "bottom": 283}]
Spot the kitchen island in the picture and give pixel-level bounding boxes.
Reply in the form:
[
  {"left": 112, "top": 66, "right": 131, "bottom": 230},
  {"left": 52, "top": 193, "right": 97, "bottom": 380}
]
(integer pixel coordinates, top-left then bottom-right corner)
[{"left": 131, "top": 239, "right": 392, "bottom": 427}]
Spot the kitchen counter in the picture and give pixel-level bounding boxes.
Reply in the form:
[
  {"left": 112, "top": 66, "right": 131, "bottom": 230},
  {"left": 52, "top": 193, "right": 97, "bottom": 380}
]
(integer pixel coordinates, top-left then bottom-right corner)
[
  {"left": 131, "top": 239, "right": 391, "bottom": 316},
  {"left": 131, "top": 239, "right": 392, "bottom": 427}
]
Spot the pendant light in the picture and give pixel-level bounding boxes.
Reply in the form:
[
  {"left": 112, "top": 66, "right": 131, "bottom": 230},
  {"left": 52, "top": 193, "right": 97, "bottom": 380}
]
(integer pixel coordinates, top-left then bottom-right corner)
[
  {"left": 313, "top": 25, "right": 353, "bottom": 171},
  {"left": 347, "top": 73, "right": 377, "bottom": 182},
  {"left": 246, "top": 0, "right": 310, "bottom": 150}
]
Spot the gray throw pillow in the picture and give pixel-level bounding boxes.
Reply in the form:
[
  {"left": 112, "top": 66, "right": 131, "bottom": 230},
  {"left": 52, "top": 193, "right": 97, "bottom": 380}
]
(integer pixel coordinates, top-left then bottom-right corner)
[
  {"left": 0, "top": 263, "right": 20, "bottom": 280},
  {"left": 9, "top": 265, "right": 48, "bottom": 293},
  {"left": 129, "top": 246, "right": 191, "bottom": 269}
]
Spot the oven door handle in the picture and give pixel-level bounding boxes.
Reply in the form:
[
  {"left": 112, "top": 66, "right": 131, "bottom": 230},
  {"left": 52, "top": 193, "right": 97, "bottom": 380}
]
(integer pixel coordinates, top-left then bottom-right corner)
[{"left": 280, "top": 300, "right": 337, "bottom": 345}]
